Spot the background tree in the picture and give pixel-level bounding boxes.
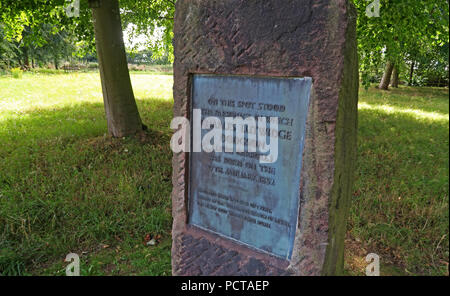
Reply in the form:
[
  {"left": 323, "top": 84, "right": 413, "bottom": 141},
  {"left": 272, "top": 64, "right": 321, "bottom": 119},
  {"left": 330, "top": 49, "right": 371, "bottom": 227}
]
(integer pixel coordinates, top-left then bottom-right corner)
[
  {"left": 354, "top": 0, "right": 449, "bottom": 89},
  {"left": 0, "top": 24, "right": 20, "bottom": 69},
  {"left": 89, "top": 0, "right": 142, "bottom": 137},
  {"left": 408, "top": 41, "right": 449, "bottom": 87},
  {"left": 120, "top": 0, "right": 175, "bottom": 61},
  {"left": 2, "top": 0, "right": 447, "bottom": 94},
  {"left": 0, "top": 0, "right": 175, "bottom": 137}
]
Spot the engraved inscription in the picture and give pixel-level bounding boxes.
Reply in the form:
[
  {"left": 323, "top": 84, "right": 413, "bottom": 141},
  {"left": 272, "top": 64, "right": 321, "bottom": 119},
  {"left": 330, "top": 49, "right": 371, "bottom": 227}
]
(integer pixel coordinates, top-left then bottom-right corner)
[{"left": 188, "top": 75, "right": 312, "bottom": 259}]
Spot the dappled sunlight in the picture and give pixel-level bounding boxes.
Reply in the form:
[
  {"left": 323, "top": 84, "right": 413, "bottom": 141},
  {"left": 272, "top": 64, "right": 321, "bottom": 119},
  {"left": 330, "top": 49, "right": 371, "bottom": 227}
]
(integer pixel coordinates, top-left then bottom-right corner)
[
  {"left": 359, "top": 86, "right": 449, "bottom": 116},
  {"left": 0, "top": 72, "right": 174, "bottom": 155},
  {"left": 131, "top": 74, "right": 174, "bottom": 101},
  {"left": 0, "top": 73, "right": 174, "bottom": 123},
  {"left": 358, "top": 102, "right": 449, "bottom": 122},
  {"left": 0, "top": 72, "right": 174, "bottom": 275},
  {"left": 0, "top": 72, "right": 447, "bottom": 275},
  {"left": 351, "top": 87, "right": 449, "bottom": 275},
  {"left": 389, "top": 85, "right": 450, "bottom": 98},
  {"left": 0, "top": 73, "right": 103, "bottom": 115}
]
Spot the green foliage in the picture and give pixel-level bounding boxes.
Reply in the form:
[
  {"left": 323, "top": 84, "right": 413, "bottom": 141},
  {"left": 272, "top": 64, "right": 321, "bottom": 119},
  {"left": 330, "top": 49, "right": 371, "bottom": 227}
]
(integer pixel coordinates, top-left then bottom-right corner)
[
  {"left": 0, "top": 24, "right": 20, "bottom": 69},
  {"left": 126, "top": 48, "right": 171, "bottom": 65},
  {"left": 353, "top": 0, "right": 449, "bottom": 87},
  {"left": 0, "top": 0, "right": 175, "bottom": 66},
  {"left": 87, "top": 62, "right": 98, "bottom": 69},
  {"left": 410, "top": 42, "right": 449, "bottom": 87},
  {"left": 0, "top": 0, "right": 94, "bottom": 71},
  {"left": 0, "top": 0, "right": 94, "bottom": 47},
  {"left": 1, "top": 0, "right": 448, "bottom": 85},
  {"left": 10, "top": 67, "right": 22, "bottom": 78},
  {"left": 120, "top": 0, "right": 175, "bottom": 61},
  {"left": 0, "top": 3, "right": 88, "bottom": 69}
]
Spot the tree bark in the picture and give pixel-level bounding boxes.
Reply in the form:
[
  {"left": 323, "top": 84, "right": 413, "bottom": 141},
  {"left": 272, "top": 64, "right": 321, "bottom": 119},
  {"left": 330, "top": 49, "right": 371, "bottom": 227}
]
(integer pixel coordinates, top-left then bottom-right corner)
[
  {"left": 408, "top": 60, "right": 415, "bottom": 86},
  {"left": 22, "top": 47, "right": 30, "bottom": 70},
  {"left": 90, "top": 0, "right": 143, "bottom": 137},
  {"left": 378, "top": 61, "right": 394, "bottom": 90},
  {"left": 391, "top": 65, "right": 399, "bottom": 88}
]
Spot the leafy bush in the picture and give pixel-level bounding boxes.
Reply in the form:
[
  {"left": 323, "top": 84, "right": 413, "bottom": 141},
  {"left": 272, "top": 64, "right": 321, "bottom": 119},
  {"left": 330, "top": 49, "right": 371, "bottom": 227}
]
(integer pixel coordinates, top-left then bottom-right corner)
[
  {"left": 29, "top": 68, "right": 64, "bottom": 75},
  {"left": 11, "top": 67, "right": 23, "bottom": 79},
  {"left": 87, "top": 62, "right": 98, "bottom": 69}
]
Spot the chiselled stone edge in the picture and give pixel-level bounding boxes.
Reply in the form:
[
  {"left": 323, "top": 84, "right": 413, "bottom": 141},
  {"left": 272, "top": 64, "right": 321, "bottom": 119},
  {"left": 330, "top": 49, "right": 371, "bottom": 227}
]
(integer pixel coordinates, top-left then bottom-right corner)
[
  {"left": 170, "top": 0, "right": 359, "bottom": 276},
  {"left": 321, "top": 1, "right": 359, "bottom": 276}
]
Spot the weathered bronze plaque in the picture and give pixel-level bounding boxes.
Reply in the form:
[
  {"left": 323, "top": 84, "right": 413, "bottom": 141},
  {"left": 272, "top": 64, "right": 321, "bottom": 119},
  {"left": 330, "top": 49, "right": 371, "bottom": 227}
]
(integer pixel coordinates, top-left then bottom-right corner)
[
  {"left": 172, "top": 0, "right": 359, "bottom": 276},
  {"left": 188, "top": 75, "right": 312, "bottom": 259}
]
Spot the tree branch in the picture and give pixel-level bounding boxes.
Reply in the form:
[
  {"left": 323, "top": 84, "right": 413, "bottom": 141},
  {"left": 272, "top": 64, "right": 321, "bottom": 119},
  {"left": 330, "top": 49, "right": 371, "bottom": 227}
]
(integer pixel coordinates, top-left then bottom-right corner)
[{"left": 163, "top": 0, "right": 175, "bottom": 7}]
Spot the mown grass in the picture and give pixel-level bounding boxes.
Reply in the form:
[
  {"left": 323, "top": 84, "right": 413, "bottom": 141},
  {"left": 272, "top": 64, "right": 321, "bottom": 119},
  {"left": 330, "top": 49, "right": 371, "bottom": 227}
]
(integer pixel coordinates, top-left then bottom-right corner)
[
  {"left": 0, "top": 72, "right": 173, "bottom": 275},
  {"left": 346, "top": 86, "right": 449, "bottom": 276},
  {"left": 0, "top": 72, "right": 448, "bottom": 276}
]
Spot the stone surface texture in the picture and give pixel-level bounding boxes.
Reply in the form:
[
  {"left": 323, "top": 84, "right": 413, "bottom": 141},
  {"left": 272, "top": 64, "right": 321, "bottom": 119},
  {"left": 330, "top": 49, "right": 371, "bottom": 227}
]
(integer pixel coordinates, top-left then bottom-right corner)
[{"left": 171, "top": 0, "right": 358, "bottom": 276}]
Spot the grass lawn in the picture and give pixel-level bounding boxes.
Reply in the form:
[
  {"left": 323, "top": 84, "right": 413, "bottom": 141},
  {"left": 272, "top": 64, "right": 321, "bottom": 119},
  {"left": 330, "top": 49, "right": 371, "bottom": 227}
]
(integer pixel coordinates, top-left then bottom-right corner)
[
  {"left": 346, "top": 86, "right": 449, "bottom": 276},
  {"left": 0, "top": 72, "right": 448, "bottom": 276}
]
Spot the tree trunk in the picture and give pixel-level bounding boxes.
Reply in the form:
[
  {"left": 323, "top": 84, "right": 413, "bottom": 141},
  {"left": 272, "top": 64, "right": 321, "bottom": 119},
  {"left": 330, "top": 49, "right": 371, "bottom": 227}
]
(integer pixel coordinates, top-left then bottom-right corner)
[
  {"left": 409, "top": 61, "right": 415, "bottom": 86},
  {"left": 378, "top": 61, "right": 394, "bottom": 90},
  {"left": 89, "top": 0, "right": 143, "bottom": 137},
  {"left": 391, "top": 65, "right": 399, "bottom": 88},
  {"left": 54, "top": 56, "right": 59, "bottom": 70},
  {"left": 23, "top": 47, "right": 30, "bottom": 70}
]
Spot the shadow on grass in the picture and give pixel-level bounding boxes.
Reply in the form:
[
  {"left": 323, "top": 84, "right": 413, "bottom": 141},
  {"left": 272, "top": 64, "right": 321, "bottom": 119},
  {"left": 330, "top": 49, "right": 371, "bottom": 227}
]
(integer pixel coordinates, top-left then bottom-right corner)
[
  {"left": 347, "top": 102, "right": 449, "bottom": 275},
  {"left": 390, "top": 85, "right": 449, "bottom": 97},
  {"left": 0, "top": 98, "right": 174, "bottom": 275},
  {"left": 360, "top": 86, "right": 449, "bottom": 114},
  {"left": 1, "top": 86, "right": 447, "bottom": 275}
]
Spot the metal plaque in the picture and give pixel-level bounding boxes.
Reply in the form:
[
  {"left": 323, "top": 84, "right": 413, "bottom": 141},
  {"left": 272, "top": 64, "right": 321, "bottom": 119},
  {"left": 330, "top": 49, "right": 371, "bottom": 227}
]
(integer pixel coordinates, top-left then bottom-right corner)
[{"left": 188, "top": 74, "right": 312, "bottom": 259}]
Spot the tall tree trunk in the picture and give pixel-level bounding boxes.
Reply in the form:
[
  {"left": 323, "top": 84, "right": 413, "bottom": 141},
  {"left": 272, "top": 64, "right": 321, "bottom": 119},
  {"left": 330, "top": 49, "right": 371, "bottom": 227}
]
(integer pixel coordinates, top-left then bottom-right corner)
[
  {"left": 391, "top": 66, "right": 399, "bottom": 88},
  {"left": 378, "top": 61, "right": 394, "bottom": 90},
  {"left": 409, "top": 60, "right": 415, "bottom": 86},
  {"left": 23, "top": 47, "right": 30, "bottom": 69},
  {"left": 54, "top": 56, "right": 59, "bottom": 70},
  {"left": 89, "top": 0, "right": 143, "bottom": 137}
]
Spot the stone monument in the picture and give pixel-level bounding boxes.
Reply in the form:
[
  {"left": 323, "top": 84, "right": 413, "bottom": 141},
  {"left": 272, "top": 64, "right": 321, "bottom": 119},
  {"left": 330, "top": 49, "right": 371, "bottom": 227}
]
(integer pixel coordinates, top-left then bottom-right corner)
[{"left": 171, "top": 0, "right": 358, "bottom": 276}]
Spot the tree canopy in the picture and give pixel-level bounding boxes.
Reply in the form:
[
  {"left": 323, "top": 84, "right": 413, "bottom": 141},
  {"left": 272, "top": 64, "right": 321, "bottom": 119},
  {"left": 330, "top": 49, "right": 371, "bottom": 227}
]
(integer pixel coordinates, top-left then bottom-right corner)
[
  {"left": 353, "top": 0, "right": 449, "bottom": 88},
  {"left": 0, "top": 0, "right": 175, "bottom": 60},
  {"left": 1, "top": 0, "right": 448, "bottom": 87}
]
